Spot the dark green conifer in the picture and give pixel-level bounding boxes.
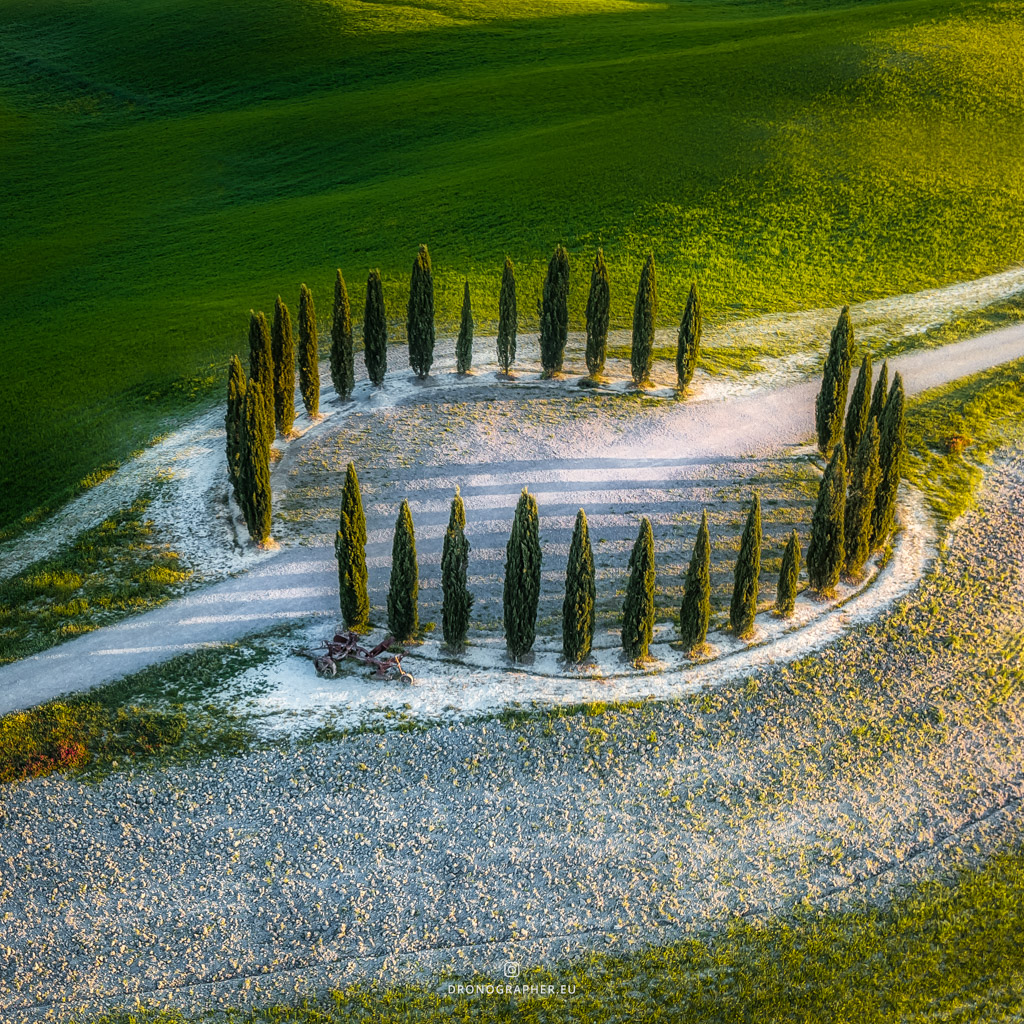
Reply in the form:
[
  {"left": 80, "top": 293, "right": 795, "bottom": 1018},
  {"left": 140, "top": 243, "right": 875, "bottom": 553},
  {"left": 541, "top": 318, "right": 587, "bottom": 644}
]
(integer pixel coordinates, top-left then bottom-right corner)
[
  {"left": 298, "top": 283, "right": 319, "bottom": 417},
  {"left": 815, "top": 306, "right": 855, "bottom": 454},
  {"left": 225, "top": 355, "right": 246, "bottom": 505},
  {"left": 441, "top": 488, "right": 473, "bottom": 650},
  {"left": 621, "top": 517, "right": 656, "bottom": 662},
  {"left": 679, "top": 510, "right": 711, "bottom": 652},
  {"left": 871, "top": 373, "right": 906, "bottom": 548},
  {"left": 407, "top": 244, "right": 435, "bottom": 378},
  {"left": 844, "top": 353, "right": 872, "bottom": 464},
  {"left": 335, "top": 462, "right": 369, "bottom": 628},
  {"left": 630, "top": 254, "right": 657, "bottom": 386},
  {"left": 562, "top": 508, "right": 596, "bottom": 663},
  {"left": 456, "top": 281, "right": 474, "bottom": 374},
  {"left": 585, "top": 250, "right": 610, "bottom": 377},
  {"left": 248, "top": 310, "right": 274, "bottom": 447},
  {"left": 239, "top": 382, "right": 272, "bottom": 545},
  {"left": 364, "top": 269, "right": 388, "bottom": 386},
  {"left": 776, "top": 530, "right": 800, "bottom": 617},
  {"left": 387, "top": 500, "right": 419, "bottom": 641},
  {"left": 503, "top": 487, "right": 541, "bottom": 659},
  {"left": 497, "top": 257, "right": 518, "bottom": 374},
  {"left": 844, "top": 419, "right": 881, "bottom": 576},
  {"left": 271, "top": 296, "right": 295, "bottom": 437},
  {"left": 869, "top": 359, "right": 889, "bottom": 425},
  {"left": 330, "top": 270, "right": 355, "bottom": 399},
  {"left": 730, "top": 495, "right": 762, "bottom": 637},
  {"left": 807, "top": 443, "right": 847, "bottom": 595},
  {"left": 539, "top": 245, "right": 570, "bottom": 375},
  {"left": 676, "top": 281, "right": 703, "bottom": 392}
]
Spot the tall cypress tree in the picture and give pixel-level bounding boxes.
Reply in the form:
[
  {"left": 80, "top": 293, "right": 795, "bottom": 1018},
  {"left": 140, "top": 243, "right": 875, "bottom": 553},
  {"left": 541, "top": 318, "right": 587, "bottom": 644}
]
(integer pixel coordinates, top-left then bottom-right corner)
[
  {"left": 297, "top": 283, "right": 319, "bottom": 417},
  {"left": 441, "top": 488, "right": 473, "bottom": 650},
  {"left": 562, "top": 508, "right": 596, "bottom": 663},
  {"left": 225, "top": 355, "right": 246, "bottom": 505},
  {"left": 679, "top": 510, "right": 711, "bottom": 653},
  {"left": 869, "top": 359, "right": 889, "bottom": 425},
  {"left": 871, "top": 373, "right": 906, "bottom": 548},
  {"left": 335, "top": 462, "right": 369, "bottom": 628},
  {"left": 776, "top": 529, "right": 801, "bottom": 616},
  {"left": 622, "top": 517, "right": 656, "bottom": 662},
  {"left": 456, "top": 281, "right": 474, "bottom": 374},
  {"left": 239, "top": 382, "right": 272, "bottom": 545},
  {"left": 407, "top": 244, "right": 435, "bottom": 378},
  {"left": 676, "top": 281, "right": 703, "bottom": 392},
  {"left": 387, "top": 499, "right": 419, "bottom": 641},
  {"left": 844, "top": 353, "right": 872, "bottom": 464},
  {"left": 630, "top": 254, "right": 657, "bottom": 386},
  {"left": 807, "top": 443, "right": 847, "bottom": 595},
  {"left": 364, "top": 269, "right": 388, "bottom": 386},
  {"left": 844, "top": 419, "right": 881, "bottom": 577},
  {"left": 497, "top": 257, "right": 518, "bottom": 375},
  {"left": 585, "top": 250, "right": 610, "bottom": 378},
  {"left": 503, "top": 487, "right": 541, "bottom": 659},
  {"left": 330, "top": 270, "right": 355, "bottom": 400},
  {"left": 730, "top": 495, "right": 762, "bottom": 637},
  {"left": 271, "top": 295, "right": 296, "bottom": 437},
  {"left": 248, "top": 310, "right": 274, "bottom": 447},
  {"left": 815, "top": 306, "right": 855, "bottom": 454},
  {"left": 539, "top": 244, "right": 570, "bottom": 375}
]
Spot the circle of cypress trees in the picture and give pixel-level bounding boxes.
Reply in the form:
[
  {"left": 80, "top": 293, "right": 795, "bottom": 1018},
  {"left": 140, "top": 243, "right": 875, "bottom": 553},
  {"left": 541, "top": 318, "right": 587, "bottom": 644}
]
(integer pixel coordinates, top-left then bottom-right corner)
[
  {"left": 271, "top": 295, "right": 296, "bottom": 438},
  {"left": 364, "top": 269, "right": 388, "bottom": 386},
  {"left": 679, "top": 509, "right": 711, "bottom": 653},
  {"left": 775, "top": 529, "right": 801, "bottom": 617},
  {"left": 630, "top": 254, "right": 657, "bottom": 386},
  {"left": 298, "top": 283, "right": 320, "bottom": 418},
  {"left": 335, "top": 462, "right": 369, "bottom": 629},
  {"left": 387, "top": 499, "right": 419, "bottom": 641},
  {"left": 330, "top": 270, "right": 355, "bottom": 400},
  {"left": 503, "top": 487, "right": 541, "bottom": 659},
  {"left": 844, "top": 353, "right": 872, "bottom": 463},
  {"left": 225, "top": 355, "right": 246, "bottom": 506},
  {"left": 497, "top": 257, "right": 518, "bottom": 375},
  {"left": 730, "top": 494, "right": 762, "bottom": 637},
  {"left": 248, "top": 310, "right": 275, "bottom": 448},
  {"left": 456, "top": 281, "right": 474, "bottom": 375},
  {"left": 407, "top": 244, "right": 435, "bottom": 379},
  {"left": 815, "top": 306, "right": 855, "bottom": 454},
  {"left": 871, "top": 372, "right": 906, "bottom": 549},
  {"left": 844, "top": 419, "right": 881, "bottom": 577},
  {"left": 676, "top": 281, "right": 703, "bottom": 393},
  {"left": 807, "top": 443, "right": 847, "bottom": 595},
  {"left": 562, "top": 508, "right": 596, "bottom": 663},
  {"left": 539, "top": 245, "right": 570, "bottom": 376},
  {"left": 585, "top": 251, "right": 610, "bottom": 378},
  {"left": 622, "top": 516, "right": 656, "bottom": 662},
  {"left": 441, "top": 488, "right": 473, "bottom": 651}
]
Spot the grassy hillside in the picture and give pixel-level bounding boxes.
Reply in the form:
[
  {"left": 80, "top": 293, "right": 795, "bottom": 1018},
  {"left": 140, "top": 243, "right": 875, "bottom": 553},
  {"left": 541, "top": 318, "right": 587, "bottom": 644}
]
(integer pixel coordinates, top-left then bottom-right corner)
[{"left": 2, "top": 0, "right": 1023, "bottom": 526}]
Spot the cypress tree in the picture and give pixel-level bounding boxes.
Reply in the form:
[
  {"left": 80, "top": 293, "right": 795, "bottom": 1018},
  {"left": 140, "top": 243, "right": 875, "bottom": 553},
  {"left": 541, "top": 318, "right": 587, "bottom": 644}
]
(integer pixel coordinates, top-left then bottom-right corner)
[
  {"left": 679, "top": 510, "right": 711, "bottom": 653},
  {"left": 584, "top": 250, "right": 610, "bottom": 377},
  {"left": 497, "top": 257, "right": 518, "bottom": 375},
  {"left": 248, "top": 310, "right": 274, "bottom": 447},
  {"left": 621, "top": 517, "right": 656, "bottom": 662},
  {"left": 330, "top": 270, "right": 355, "bottom": 399},
  {"left": 225, "top": 355, "right": 246, "bottom": 505},
  {"left": 844, "top": 419, "right": 881, "bottom": 577},
  {"left": 776, "top": 530, "right": 801, "bottom": 617},
  {"left": 387, "top": 499, "right": 419, "bottom": 641},
  {"left": 807, "top": 443, "right": 847, "bottom": 595},
  {"left": 562, "top": 508, "right": 596, "bottom": 663},
  {"left": 815, "top": 306, "right": 855, "bottom": 454},
  {"left": 407, "top": 244, "right": 435, "bottom": 378},
  {"left": 298, "top": 283, "right": 320, "bottom": 417},
  {"left": 676, "top": 281, "right": 703, "bottom": 392},
  {"left": 539, "top": 244, "right": 570, "bottom": 375},
  {"left": 730, "top": 494, "right": 762, "bottom": 637},
  {"left": 456, "top": 281, "right": 474, "bottom": 374},
  {"left": 630, "top": 254, "right": 657, "bottom": 386},
  {"left": 239, "top": 382, "right": 272, "bottom": 545},
  {"left": 503, "top": 487, "right": 541, "bottom": 659},
  {"left": 871, "top": 373, "right": 906, "bottom": 548},
  {"left": 271, "top": 295, "right": 296, "bottom": 437},
  {"left": 364, "top": 269, "right": 388, "bottom": 386},
  {"left": 844, "top": 353, "right": 872, "bottom": 464},
  {"left": 335, "top": 462, "right": 369, "bottom": 628},
  {"left": 869, "top": 359, "right": 889, "bottom": 425},
  {"left": 441, "top": 488, "right": 473, "bottom": 650}
]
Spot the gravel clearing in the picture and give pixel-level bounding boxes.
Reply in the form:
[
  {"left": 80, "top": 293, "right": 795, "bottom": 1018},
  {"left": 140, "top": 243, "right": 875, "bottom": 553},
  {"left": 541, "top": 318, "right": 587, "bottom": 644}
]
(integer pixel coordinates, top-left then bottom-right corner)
[{"left": 2, "top": 452, "right": 1022, "bottom": 1023}]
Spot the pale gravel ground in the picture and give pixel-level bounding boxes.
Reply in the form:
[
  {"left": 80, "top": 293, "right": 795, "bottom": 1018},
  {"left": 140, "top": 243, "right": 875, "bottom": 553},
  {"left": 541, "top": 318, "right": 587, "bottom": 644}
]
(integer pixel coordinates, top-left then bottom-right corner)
[{"left": 1, "top": 453, "right": 1022, "bottom": 1023}]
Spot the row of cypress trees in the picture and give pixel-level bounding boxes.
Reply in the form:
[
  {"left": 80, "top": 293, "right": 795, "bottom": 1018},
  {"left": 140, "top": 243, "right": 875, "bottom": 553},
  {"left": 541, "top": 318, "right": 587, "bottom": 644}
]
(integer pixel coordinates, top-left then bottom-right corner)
[{"left": 323, "top": 246, "right": 706, "bottom": 395}]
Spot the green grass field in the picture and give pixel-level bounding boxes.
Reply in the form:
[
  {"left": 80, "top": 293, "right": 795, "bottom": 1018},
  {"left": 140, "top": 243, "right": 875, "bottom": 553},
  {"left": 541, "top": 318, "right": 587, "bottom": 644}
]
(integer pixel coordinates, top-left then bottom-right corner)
[{"left": 3, "top": 0, "right": 1024, "bottom": 527}]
